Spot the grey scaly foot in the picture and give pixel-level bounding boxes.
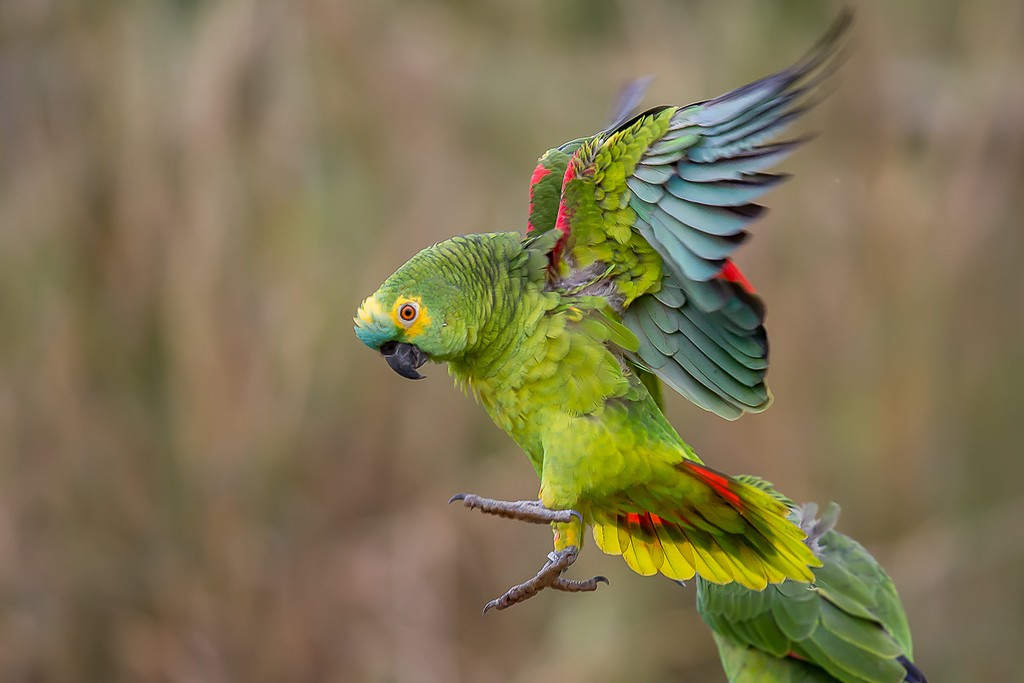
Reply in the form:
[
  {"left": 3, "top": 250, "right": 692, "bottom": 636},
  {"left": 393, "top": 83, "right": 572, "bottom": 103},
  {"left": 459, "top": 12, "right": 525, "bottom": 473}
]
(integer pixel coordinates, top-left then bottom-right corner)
[
  {"left": 549, "top": 575, "right": 610, "bottom": 594},
  {"left": 481, "top": 547, "right": 608, "bottom": 613},
  {"left": 448, "top": 493, "right": 582, "bottom": 526},
  {"left": 448, "top": 493, "right": 607, "bottom": 612}
]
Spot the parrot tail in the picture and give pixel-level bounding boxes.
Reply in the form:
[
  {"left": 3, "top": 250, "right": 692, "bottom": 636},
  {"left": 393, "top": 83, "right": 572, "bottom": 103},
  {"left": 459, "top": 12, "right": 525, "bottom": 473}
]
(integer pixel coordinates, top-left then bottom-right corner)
[{"left": 591, "top": 460, "right": 821, "bottom": 590}]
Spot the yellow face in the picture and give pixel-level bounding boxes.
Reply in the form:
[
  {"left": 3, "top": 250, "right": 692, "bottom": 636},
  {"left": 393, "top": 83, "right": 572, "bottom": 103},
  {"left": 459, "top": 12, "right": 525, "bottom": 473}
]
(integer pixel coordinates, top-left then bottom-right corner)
[
  {"left": 355, "top": 294, "right": 386, "bottom": 326},
  {"left": 389, "top": 295, "right": 433, "bottom": 341},
  {"left": 354, "top": 290, "right": 439, "bottom": 380},
  {"left": 354, "top": 292, "right": 434, "bottom": 349}
]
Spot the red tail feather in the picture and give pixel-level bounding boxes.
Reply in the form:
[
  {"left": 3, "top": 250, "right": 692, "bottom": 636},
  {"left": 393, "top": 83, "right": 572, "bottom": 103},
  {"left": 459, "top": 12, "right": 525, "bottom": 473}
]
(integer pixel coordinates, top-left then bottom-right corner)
[{"left": 684, "top": 462, "right": 743, "bottom": 509}]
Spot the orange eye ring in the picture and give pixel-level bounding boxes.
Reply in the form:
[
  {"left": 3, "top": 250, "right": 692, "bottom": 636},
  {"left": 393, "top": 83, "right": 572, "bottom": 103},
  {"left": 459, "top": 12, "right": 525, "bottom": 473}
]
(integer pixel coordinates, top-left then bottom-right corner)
[{"left": 398, "top": 302, "right": 418, "bottom": 324}]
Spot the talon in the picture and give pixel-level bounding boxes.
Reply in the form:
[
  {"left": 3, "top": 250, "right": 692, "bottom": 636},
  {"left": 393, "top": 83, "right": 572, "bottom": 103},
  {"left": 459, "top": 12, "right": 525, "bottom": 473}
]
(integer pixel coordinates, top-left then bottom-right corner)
[
  {"left": 447, "top": 494, "right": 600, "bottom": 612},
  {"left": 481, "top": 546, "right": 596, "bottom": 613},
  {"left": 482, "top": 597, "right": 508, "bottom": 614}
]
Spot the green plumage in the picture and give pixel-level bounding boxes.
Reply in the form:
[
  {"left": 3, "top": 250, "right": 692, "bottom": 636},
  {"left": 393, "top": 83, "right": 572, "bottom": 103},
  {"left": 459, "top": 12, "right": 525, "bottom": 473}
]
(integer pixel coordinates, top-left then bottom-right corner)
[
  {"left": 522, "top": 11, "right": 851, "bottom": 419},
  {"left": 711, "top": 633, "right": 845, "bottom": 683},
  {"left": 696, "top": 477, "right": 924, "bottom": 683},
  {"left": 355, "top": 13, "right": 853, "bottom": 599},
  {"left": 357, "top": 229, "right": 820, "bottom": 589},
  {"left": 527, "top": 147, "right": 576, "bottom": 235}
]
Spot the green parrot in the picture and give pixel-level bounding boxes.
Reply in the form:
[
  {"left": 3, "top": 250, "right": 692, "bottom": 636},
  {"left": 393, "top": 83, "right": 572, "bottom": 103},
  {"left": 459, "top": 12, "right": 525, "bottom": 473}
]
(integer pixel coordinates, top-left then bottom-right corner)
[
  {"left": 697, "top": 476, "right": 927, "bottom": 683},
  {"left": 354, "top": 13, "right": 850, "bottom": 611}
]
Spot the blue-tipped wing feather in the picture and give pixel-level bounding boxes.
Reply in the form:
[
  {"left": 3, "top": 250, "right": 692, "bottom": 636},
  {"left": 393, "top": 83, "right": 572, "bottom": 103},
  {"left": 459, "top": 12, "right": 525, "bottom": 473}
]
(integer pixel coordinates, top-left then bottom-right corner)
[
  {"left": 528, "top": 11, "right": 851, "bottom": 420},
  {"left": 620, "top": 11, "right": 851, "bottom": 419}
]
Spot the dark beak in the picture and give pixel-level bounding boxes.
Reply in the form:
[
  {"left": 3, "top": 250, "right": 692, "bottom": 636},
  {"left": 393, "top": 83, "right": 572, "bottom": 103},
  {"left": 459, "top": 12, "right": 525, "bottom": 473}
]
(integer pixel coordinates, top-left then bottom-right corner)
[{"left": 380, "top": 341, "right": 429, "bottom": 380}]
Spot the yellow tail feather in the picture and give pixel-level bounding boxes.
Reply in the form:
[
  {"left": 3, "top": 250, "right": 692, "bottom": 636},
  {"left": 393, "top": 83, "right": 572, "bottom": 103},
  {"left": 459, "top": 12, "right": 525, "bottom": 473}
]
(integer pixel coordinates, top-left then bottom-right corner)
[{"left": 590, "top": 462, "right": 820, "bottom": 589}]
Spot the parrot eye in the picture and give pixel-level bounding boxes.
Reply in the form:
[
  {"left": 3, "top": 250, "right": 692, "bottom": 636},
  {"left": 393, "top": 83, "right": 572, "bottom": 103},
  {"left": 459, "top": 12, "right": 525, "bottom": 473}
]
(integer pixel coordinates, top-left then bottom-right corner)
[{"left": 397, "top": 302, "right": 419, "bottom": 325}]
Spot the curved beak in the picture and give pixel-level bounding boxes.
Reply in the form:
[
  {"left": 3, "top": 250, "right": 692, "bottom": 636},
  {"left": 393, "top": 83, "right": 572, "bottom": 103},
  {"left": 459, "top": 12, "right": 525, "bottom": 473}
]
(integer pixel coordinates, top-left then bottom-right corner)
[{"left": 380, "top": 341, "right": 429, "bottom": 380}]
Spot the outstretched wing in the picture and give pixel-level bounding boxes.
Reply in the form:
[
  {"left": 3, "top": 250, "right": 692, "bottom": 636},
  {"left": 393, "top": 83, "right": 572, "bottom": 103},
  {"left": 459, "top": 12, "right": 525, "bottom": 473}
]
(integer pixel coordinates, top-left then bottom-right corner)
[
  {"left": 533, "top": 11, "right": 851, "bottom": 419},
  {"left": 525, "top": 77, "right": 653, "bottom": 237},
  {"left": 697, "top": 503, "right": 925, "bottom": 683}
]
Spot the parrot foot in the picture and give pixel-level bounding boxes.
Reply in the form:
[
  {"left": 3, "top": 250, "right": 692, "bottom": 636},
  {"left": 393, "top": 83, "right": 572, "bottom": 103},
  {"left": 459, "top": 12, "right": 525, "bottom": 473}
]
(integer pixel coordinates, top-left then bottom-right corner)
[
  {"left": 448, "top": 493, "right": 603, "bottom": 612},
  {"left": 448, "top": 493, "right": 583, "bottom": 527},
  {"left": 481, "top": 546, "right": 608, "bottom": 613}
]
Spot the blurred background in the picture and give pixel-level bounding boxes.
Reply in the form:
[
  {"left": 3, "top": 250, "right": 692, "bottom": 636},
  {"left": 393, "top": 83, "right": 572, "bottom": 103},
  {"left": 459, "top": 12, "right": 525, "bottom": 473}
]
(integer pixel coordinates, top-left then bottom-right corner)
[{"left": 1, "top": 0, "right": 1022, "bottom": 680}]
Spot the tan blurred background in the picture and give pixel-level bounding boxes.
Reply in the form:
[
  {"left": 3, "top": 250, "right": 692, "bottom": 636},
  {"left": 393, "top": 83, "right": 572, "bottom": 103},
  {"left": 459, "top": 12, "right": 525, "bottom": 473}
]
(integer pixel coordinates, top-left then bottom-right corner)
[{"left": 1, "top": 0, "right": 1022, "bottom": 680}]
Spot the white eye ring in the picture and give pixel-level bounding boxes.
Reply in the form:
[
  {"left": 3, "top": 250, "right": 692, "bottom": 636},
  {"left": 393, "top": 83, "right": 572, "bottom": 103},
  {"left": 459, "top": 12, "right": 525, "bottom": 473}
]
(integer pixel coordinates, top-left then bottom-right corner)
[{"left": 397, "top": 301, "right": 419, "bottom": 326}]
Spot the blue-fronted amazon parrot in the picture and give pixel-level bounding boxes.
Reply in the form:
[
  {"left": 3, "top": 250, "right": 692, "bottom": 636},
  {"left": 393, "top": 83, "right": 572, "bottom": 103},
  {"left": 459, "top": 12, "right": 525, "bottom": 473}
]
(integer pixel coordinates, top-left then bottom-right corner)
[{"left": 354, "top": 12, "right": 851, "bottom": 611}]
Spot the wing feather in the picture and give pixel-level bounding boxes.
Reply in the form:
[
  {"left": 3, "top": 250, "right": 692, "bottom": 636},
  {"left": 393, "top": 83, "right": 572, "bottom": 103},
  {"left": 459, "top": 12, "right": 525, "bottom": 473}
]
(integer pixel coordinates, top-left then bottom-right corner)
[{"left": 532, "top": 11, "right": 850, "bottom": 419}]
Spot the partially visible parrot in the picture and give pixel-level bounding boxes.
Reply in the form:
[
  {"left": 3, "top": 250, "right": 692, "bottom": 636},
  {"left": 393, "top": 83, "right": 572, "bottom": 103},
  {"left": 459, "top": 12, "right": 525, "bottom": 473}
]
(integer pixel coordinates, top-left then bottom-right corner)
[
  {"left": 354, "top": 13, "right": 851, "bottom": 611},
  {"left": 696, "top": 476, "right": 927, "bottom": 683}
]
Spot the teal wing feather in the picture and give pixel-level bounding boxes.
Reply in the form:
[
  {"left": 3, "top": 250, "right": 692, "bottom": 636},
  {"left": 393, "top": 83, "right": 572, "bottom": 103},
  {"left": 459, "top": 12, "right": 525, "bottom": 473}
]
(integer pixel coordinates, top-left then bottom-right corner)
[
  {"left": 524, "top": 12, "right": 850, "bottom": 419},
  {"left": 696, "top": 485, "right": 926, "bottom": 683},
  {"left": 624, "top": 10, "right": 851, "bottom": 419}
]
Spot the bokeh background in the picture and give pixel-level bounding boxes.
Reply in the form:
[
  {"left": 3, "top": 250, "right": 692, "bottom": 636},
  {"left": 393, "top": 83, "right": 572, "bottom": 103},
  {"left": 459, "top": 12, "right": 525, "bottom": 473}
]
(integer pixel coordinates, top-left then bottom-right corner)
[{"left": 2, "top": 0, "right": 1023, "bottom": 680}]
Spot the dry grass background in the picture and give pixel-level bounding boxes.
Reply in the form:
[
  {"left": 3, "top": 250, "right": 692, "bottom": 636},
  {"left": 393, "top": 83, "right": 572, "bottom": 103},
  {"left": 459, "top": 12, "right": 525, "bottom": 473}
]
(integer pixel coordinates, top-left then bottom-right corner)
[{"left": 1, "top": 0, "right": 1022, "bottom": 680}]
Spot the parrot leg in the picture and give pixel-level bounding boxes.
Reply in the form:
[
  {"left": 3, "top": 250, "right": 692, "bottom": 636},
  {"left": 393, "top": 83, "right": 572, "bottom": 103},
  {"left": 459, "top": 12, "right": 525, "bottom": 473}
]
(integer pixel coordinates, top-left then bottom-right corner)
[
  {"left": 448, "top": 493, "right": 582, "bottom": 526},
  {"left": 449, "top": 493, "right": 608, "bottom": 612},
  {"left": 481, "top": 547, "right": 608, "bottom": 613}
]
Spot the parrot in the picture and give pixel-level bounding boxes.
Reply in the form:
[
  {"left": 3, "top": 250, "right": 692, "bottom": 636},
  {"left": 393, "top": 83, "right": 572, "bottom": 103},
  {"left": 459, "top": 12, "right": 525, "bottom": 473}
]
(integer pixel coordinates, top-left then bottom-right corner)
[
  {"left": 696, "top": 476, "right": 927, "bottom": 683},
  {"left": 354, "top": 12, "right": 851, "bottom": 612}
]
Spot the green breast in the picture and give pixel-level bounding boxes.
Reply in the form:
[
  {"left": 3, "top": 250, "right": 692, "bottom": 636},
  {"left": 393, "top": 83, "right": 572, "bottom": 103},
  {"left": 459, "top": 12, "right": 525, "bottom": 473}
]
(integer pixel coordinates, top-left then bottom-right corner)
[{"left": 452, "top": 300, "right": 633, "bottom": 476}]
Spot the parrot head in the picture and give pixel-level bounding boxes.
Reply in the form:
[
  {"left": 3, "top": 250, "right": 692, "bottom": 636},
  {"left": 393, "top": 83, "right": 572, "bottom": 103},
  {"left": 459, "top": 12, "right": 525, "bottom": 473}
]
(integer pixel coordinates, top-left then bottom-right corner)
[
  {"left": 353, "top": 290, "right": 433, "bottom": 380},
  {"left": 354, "top": 236, "right": 491, "bottom": 380}
]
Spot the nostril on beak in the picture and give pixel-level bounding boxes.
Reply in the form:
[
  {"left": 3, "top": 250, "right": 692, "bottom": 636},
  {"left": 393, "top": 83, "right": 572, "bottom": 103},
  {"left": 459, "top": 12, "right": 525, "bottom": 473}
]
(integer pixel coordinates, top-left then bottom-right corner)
[{"left": 379, "top": 341, "right": 399, "bottom": 356}]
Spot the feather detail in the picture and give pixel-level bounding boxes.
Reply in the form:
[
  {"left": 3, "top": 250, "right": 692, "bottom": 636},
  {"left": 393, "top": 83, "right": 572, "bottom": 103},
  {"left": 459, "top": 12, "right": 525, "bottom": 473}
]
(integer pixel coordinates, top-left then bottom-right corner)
[
  {"left": 696, "top": 465, "right": 927, "bottom": 683},
  {"left": 591, "top": 463, "right": 819, "bottom": 590}
]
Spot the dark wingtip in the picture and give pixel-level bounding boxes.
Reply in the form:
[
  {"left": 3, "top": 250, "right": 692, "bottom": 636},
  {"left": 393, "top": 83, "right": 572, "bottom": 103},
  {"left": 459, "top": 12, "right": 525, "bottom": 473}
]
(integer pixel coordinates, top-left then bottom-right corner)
[
  {"left": 807, "top": 7, "right": 855, "bottom": 61},
  {"left": 898, "top": 656, "right": 928, "bottom": 683}
]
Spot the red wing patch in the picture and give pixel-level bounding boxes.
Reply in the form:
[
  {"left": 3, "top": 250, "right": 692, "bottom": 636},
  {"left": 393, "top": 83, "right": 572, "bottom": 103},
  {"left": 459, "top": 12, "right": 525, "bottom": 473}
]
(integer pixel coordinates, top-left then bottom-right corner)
[
  {"left": 526, "top": 162, "right": 552, "bottom": 234},
  {"left": 717, "top": 260, "right": 756, "bottom": 294},
  {"left": 552, "top": 163, "right": 577, "bottom": 238},
  {"left": 545, "top": 163, "right": 578, "bottom": 266}
]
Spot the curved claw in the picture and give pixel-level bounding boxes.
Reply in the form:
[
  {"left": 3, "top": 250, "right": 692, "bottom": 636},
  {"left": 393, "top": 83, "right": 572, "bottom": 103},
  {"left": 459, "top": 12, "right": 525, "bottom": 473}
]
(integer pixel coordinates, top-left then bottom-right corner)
[
  {"left": 482, "top": 598, "right": 506, "bottom": 615},
  {"left": 481, "top": 546, "right": 591, "bottom": 613},
  {"left": 446, "top": 495, "right": 599, "bottom": 612}
]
